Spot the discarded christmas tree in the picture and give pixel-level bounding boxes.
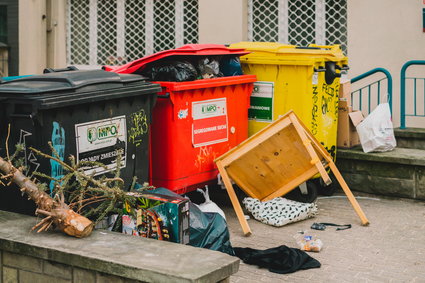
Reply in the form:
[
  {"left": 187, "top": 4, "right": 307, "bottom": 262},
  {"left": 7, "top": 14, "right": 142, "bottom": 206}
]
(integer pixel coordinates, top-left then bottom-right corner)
[
  {"left": 1, "top": 123, "right": 150, "bottom": 238},
  {"left": 0, "top": 156, "right": 93, "bottom": 238},
  {"left": 29, "top": 143, "right": 140, "bottom": 228}
]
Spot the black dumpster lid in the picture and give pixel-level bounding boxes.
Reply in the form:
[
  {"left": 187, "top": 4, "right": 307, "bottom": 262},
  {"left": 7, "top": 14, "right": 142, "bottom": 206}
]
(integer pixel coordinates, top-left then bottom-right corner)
[
  {"left": 0, "top": 70, "right": 150, "bottom": 94},
  {"left": 0, "top": 70, "right": 160, "bottom": 109}
]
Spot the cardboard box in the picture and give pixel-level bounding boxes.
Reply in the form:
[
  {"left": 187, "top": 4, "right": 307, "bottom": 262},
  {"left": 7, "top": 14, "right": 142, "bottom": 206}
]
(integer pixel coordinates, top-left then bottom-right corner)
[
  {"left": 339, "top": 81, "right": 352, "bottom": 106},
  {"left": 122, "top": 192, "right": 190, "bottom": 244},
  {"left": 337, "top": 99, "right": 363, "bottom": 148}
]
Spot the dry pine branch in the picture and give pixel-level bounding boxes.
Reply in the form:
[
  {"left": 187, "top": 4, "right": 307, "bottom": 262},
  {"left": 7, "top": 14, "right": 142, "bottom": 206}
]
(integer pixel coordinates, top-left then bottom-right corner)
[{"left": 0, "top": 156, "right": 93, "bottom": 238}]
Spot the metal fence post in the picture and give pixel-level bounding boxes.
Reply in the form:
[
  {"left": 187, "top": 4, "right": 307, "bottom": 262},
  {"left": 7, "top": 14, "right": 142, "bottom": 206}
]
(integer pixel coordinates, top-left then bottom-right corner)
[
  {"left": 350, "top": 67, "right": 393, "bottom": 114},
  {"left": 400, "top": 60, "right": 425, "bottom": 129}
]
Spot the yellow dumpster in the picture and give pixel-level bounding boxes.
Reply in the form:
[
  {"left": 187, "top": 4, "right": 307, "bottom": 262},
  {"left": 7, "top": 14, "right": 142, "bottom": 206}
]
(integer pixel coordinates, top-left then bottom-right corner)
[{"left": 229, "top": 42, "right": 348, "bottom": 161}]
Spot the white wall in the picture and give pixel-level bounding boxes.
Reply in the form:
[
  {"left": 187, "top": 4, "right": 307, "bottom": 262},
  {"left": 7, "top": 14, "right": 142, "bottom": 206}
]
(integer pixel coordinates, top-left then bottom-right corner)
[
  {"left": 198, "top": 0, "right": 248, "bottom": 45},
  {"left": 18, "top": 0, "right": 425, "bottom": 128},
  {"left": 19, "top": 0, "right": 47, "bottom": 75},
  {"left": 19, "top": 0, "right": 66, "bottom": 75},
  {"left": 348, "top": 0, "right": 425, "bottom": 127},
  {"left": 46, "top": 0, "right": 67, "bottom": 69}
]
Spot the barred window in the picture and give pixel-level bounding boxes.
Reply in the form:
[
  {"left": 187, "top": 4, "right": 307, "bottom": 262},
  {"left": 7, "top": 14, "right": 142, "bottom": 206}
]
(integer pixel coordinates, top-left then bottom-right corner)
[
  {"left": 248, "top": 0, "right": 347, "bottom": 53},
  {"left": 67, "top": 0, "right": 199, "bottom": 67}
]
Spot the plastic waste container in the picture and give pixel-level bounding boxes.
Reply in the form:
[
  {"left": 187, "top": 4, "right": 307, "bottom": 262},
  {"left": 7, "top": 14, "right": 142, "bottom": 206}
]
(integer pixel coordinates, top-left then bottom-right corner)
[
  {"left": 106, "top": 44, "right": 257, "bottom": 194},
  {"left": 149, "top": 76, "right": 255, "bottom": 194},
  {"left": 229, "top": 42, "right": 348, "bottom": 161},
  {"left": 0, "top": 69, "right": 160, "bottom": 214}
]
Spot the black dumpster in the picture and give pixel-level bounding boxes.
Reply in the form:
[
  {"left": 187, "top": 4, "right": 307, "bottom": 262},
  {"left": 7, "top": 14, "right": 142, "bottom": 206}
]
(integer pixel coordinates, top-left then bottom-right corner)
[{"left": 0, "top": 69, "right": 160, "bottom": 215}]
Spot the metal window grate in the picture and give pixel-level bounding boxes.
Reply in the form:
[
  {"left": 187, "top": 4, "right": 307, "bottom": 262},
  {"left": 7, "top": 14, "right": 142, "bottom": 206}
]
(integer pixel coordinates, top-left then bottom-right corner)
[
  {"left": 249, "top": 0, "right": 279, "bottom": 42},
  {"left": 325, "top": 0, "right": 347, "bottom": 53},
  {"left": 154, "top": 0, "right": 175, "bottom": 53},
  {"left": 248, "top": 0, "right": 347, "bottom": 52},
  {"left": 67, "top": 0, "right": 199, "bottom": 67},
  {"left": 124, "top": 0, "right": 146, "bottom": 64},
  {"left": 97, "top": 0, "right": 118, "bottom": 65},
  {"left": 67, "top": 1, "right": 90, "bottom": 65},
  {"left": 183, "top": 0, "right": 198, "bottom": 44},
  {"left": 288, "top": 0, "right": 315, "bottom": 46}
]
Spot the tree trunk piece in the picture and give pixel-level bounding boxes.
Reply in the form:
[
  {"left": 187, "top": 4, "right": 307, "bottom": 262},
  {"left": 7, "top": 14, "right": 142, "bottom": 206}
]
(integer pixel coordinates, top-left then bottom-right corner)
[{"left": 0, "top": 157, "right": 93, "bottom": 238}]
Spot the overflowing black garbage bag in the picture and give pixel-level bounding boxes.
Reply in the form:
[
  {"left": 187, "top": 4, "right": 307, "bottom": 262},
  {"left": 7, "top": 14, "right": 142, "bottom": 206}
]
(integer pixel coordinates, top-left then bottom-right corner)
[
  {"left": 220, "top": 56, "right": 243, "bottom": 77},
  {"left": 141, "top": 60, "right": 198, "bottom": 82},
  {"left": 149, "top": 187, "right": 234, "bottom": 256},
  {"left": 139, "top": 55, "right": 243, "bottom": 82},
  {"left": 189, "top": 204, "right": 234, "bottom": 255}
]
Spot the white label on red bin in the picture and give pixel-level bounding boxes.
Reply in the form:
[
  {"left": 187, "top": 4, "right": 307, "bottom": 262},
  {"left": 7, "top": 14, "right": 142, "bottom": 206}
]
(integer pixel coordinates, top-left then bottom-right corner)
[{"left": 192, "top": 98, "right": 228, "bottom": 147}]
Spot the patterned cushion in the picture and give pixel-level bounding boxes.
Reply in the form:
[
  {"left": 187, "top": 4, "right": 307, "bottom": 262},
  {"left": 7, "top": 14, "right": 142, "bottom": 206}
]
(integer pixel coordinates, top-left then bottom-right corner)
[{"left": 242, "top": 197, "right": 318, "bottom": 227}]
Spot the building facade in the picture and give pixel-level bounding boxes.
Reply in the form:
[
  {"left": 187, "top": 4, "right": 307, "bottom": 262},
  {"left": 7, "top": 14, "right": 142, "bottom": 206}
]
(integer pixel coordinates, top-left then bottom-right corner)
[{"left": 1, "top": 0, "right": 424, "bottom": 126}]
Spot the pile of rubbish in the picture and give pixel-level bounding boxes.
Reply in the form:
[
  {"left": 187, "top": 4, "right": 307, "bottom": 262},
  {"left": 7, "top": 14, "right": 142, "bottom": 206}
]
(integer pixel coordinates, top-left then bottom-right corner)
[
  {"left": 139, "top": 56, "right": 243, "bottom": 82},
  {"left": 0, "top": 42, "right": 396, "bottom": 276}
]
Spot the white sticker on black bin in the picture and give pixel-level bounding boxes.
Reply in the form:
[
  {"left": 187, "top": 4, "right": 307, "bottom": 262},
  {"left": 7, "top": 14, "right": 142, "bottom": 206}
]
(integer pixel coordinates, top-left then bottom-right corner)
[{"left": 75, "top": 116, "right": 127, "bottom": 175}]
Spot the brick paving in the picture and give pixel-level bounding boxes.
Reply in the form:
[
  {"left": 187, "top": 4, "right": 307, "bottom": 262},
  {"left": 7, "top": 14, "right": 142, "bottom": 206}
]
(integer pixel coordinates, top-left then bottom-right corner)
[{"left": 212, "top": 190, "right": 425, "bottom": 282}]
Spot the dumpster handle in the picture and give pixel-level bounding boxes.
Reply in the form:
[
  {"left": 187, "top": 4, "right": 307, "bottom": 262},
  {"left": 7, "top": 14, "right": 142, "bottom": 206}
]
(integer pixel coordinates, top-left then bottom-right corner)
[
  {"left": 336, "top": 65, "right": 350, "bottom": 71},
  {"left": 9, "top": 113, "right": 33, "bottom": 119},
  {"left": 43, "top": 66, "right": 79, "bottom": 74},
  {"left": 325, "top": 61, "right": 342, "bottom": 85},
  {"left": 157, "top": 93, "right": 170, "bottom": 98},
  {"left": 308, "top": 44, "right": 340, "bottom": 51},
  {"left": 295, "top": 46, "right": 321, "bottom": 50},
  {"left": 314, "top": 67, "right": 326, "bottom": 72}
]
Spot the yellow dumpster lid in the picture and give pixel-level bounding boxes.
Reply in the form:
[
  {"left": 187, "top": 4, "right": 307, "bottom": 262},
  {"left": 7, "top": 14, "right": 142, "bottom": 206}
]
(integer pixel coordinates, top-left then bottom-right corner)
[{"left": 229, "top": 42, "right": 347, "bottom": 63}]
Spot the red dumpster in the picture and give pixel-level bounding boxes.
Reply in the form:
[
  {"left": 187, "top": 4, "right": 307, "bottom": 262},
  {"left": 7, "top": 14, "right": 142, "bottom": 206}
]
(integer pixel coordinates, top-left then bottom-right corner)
[{"left": 107, "top": 44, "right": 256, "bottom": 194}]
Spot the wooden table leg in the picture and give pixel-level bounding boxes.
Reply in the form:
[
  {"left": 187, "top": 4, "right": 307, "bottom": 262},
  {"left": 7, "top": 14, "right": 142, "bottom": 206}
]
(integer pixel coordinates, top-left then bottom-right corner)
[
  {"left": 329, "top": 161, "right": 370, "bottom": 226},
  {"left": 216, "top": 161, "right": 252, "bottom": 236}
]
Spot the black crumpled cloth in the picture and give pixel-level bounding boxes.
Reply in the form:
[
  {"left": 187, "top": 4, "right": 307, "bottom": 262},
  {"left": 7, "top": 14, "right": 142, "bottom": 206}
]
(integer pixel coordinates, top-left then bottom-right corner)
[{"left": 234, "top": 245, "right": 321, "bottom": 274}]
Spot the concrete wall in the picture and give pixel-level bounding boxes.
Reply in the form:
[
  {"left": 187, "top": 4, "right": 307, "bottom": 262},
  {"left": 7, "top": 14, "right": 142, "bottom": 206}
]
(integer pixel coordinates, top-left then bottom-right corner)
[
  {"left": 46, "top": 0, "right": 67, "bottom": 69},
  {"left": 15, "top": 1, "right": 425, "bottom": 127},
  {"left": 18, "top": 0, "right": 66, "bottom": 75},
  {"left": 1, "top": 250, "right": 140, "bottom": 283},
  {"left": 198, "top": 0, "right": 248, "bottom": 45},
  {"left": 197, "top": 0, "right": 425, "bottom": 126},
  {"left": 0, "top": 211, "right": 239, "bottom": 283},
  {"left": 19, "top": 0, "right": 47, "bottom": 75},
  {"left": 347, "top": 0, "right": 425, "bottom": 127}
]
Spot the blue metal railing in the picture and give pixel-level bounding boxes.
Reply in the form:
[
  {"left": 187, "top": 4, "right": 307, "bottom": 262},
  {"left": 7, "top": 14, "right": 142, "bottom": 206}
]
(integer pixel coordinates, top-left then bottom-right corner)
[
  {"left": 350, "top": 67, "right": 393, "bottom": 115},
  {"left": 400, "top": 60, "right": 425, "bottom": 129}
]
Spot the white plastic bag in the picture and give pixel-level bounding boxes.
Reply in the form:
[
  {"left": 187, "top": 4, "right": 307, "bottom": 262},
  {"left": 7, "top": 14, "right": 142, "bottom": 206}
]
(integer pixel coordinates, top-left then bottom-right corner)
[
  {"left": 195, "top": 186, "right": 226, "bottom": 220},
  {"left": 356, "top": 103, "right": 396, "bottom": 153}
]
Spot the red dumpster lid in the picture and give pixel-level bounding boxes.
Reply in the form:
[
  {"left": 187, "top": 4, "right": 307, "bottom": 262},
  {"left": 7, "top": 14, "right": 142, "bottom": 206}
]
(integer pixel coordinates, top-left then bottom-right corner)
[{"left": 104, "top": 44, "right": 249, "bottom": 74}]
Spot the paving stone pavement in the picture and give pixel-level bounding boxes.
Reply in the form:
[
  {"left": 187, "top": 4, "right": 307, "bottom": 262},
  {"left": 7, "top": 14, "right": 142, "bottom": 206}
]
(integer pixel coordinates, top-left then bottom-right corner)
[{"left": 213, "top": 190, "right": 425, "bottom": 283}]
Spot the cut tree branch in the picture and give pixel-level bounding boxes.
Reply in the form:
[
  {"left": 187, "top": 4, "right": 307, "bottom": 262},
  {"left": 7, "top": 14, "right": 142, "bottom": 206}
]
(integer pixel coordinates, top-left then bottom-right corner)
[{"left": 0, "top": 156, "right": 93, "bottom": 238}]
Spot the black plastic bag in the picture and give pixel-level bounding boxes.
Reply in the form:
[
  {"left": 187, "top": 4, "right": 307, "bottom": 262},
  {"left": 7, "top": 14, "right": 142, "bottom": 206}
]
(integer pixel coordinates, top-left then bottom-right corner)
[
  {"left": 188, "top": 205, "right": 234, "bottom": 255},
  {"left": 149, "top": 187, "right": 234, "bottom": 255},
  {"left": 141, "top": 60, "right": 198, "bottom": 82},
  {"left": 220, "top": 56, "right": 243, "bottom": 76}
]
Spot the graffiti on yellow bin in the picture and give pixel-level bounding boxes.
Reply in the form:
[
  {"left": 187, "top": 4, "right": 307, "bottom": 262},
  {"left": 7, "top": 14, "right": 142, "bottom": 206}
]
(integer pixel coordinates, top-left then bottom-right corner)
[
  {"left": 311, "top": 85, "right": 319, "bottom": 136},
  {"left": 311, "top": 81, "right": 340, "bottom": 160}
]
